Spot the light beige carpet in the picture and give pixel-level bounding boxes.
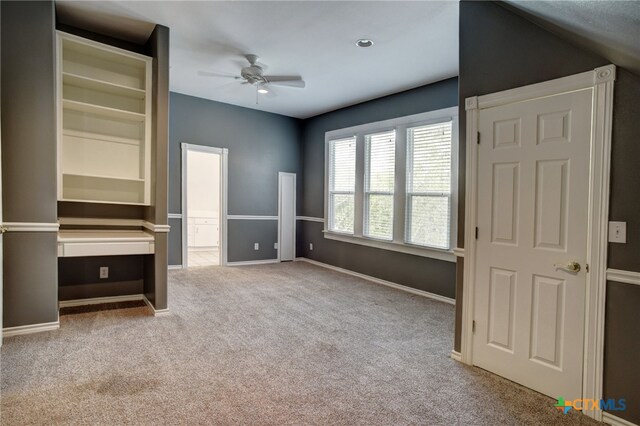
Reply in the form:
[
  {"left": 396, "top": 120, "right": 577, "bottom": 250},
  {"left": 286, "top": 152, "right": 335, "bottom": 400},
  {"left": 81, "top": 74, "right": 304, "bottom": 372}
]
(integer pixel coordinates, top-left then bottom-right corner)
[{"left": 1, "top": 262, "right": 597, "bottom": 425}]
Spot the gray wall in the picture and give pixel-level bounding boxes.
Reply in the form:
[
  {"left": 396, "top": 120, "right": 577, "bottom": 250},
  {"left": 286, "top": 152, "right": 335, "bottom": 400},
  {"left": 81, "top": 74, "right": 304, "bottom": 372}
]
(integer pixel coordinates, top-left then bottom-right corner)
[
  {"left": 299, "top": 78, "right": 458, "bottom": 299},
  {"left": 143, "top": 24, "right": 170, "bottom": 309},
  {"left": 1, "top": 1, "right": 58, "bottom": 327},
  {"left": 458, "top": 1, "right": 640, "bottom": 423},
  {"left": 168, "top": 92, "right": 302, "bottom": 264},
  {"left": 58, "top": 255, "right": 144, "bottom": 300}
]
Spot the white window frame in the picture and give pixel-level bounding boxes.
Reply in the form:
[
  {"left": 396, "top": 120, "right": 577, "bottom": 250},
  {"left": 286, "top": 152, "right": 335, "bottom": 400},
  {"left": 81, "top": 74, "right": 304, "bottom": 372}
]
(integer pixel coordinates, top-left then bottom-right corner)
[
  {"left": 327, "top": 137, "right": 357, "bottom": 235},
  {"left": 323, "top": 107, "right": 458, "bottom": 262}
]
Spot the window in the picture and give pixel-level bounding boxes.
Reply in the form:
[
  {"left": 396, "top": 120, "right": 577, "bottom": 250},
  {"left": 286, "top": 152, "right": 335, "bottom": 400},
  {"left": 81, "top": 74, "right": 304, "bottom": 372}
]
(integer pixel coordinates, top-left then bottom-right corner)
[
  {"left": 328, "top": 136, "right": 356, "bottom": 234},
  {"left": 324, "top": 107, "right": 457, "bottom": 261},
  {"left": 406, "top": 121, "right": 452, "bottom": 249},
  {"left": 364, "top": 130, "right": 396, "bottom": 240}
]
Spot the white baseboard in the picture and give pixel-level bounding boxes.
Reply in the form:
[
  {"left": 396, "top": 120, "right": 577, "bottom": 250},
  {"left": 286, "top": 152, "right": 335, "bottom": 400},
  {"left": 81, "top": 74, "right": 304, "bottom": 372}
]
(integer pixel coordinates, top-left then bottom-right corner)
[
  {"left": 226, "top": 259, "right": 280, "bottom": 266},
  {"left": 59, "top": 294, "right": 144, "bottom": 308},
  {"left": 3, "top": 321, "right": 60, "bottom": 338},
  {"left": 143, "top": 296, "right": 170, "bottom": 317},
  {"left": 295, "top": 257, "right": 456, "bottom": 305},
  {"left": 168, "top": 265, "right": 183, "bottom": 270},
  {"left": 603, "top": 412, "right": 638, "bottom": 426},
  {"left": 450, "top": 350, "right": 462, "bottom": 362}
]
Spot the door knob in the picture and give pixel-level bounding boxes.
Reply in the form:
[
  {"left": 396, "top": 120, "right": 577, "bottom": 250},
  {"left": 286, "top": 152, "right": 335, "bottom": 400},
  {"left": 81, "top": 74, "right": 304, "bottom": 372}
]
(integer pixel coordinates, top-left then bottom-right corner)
[{"left": 554, "top": 261, "right": 581, "bottom": 273}]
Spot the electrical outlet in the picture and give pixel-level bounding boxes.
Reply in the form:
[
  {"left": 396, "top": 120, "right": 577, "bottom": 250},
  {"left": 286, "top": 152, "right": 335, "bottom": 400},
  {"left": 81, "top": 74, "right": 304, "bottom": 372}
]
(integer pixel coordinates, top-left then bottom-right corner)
[
  {"left": 274, "top": 242, "right": 279, "bottom": 249},
  {"left": 254, "top": 243, "right": 259, "bottom": 250},
  {"left": 99, "top": 267, "right": 109, "bottom": 279},
  {"left": 309, "top": 243, "right": 314, "bottom": 251},
  {"left": 609, "top": 221, "right": 627, "bottom": 243}
]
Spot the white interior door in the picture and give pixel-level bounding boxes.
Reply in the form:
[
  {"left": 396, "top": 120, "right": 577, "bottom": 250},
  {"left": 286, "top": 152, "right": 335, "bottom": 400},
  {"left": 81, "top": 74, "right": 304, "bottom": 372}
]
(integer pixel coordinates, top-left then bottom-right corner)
[
  {"left": 473, "top": 88, "right": 593, "bottom": 400},
  {"left": 279, "top": 173, "right": 296, "bottom": 262}
]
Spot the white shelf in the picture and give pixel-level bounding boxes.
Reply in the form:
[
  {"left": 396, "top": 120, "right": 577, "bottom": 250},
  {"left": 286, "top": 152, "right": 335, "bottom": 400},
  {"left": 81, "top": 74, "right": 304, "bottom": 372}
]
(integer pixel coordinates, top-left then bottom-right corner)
[
  {"left": 62, "top": 129, "right": 141, "bottom": 147},
  {"left": 57, "top": 31, "right": 152, "bottom": 206},
  {"left": 63, "top": 99, "right": 145, "bottom": 122},
  {"left": 63, "top": 72, "right": 145, "bottom": 99},
  {"left": 58, "top": 230, "right": 155, "bottom": 257},
  {"left": 62, "top": 172, "right": 144, "bottom": 183}
]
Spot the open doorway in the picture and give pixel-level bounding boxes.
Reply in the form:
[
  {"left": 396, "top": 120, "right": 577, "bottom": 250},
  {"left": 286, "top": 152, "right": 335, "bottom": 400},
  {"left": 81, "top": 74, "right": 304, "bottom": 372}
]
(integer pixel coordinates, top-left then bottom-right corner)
[{"left": 181, "top": 143, "right": 228, "bottom": 268}]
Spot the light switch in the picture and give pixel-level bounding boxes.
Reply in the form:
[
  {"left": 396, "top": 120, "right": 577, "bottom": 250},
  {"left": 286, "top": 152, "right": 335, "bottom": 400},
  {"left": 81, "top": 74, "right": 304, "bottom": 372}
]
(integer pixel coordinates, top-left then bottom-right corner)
[
  {"left": 608, "top": 221, "right": 627, "bottom": 243},
  {"left": 254, "top": 243, "right": 259, "bottom": 250}
]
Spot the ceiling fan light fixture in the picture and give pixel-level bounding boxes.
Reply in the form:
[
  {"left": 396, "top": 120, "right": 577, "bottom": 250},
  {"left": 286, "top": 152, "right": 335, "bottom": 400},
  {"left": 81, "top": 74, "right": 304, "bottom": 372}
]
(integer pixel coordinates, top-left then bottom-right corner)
[
  {"left": 356, "top": 38, "right": 374, "bottom": 48},
  {"left": 257, "top": 85, "right": 269, "bottom": 94}
]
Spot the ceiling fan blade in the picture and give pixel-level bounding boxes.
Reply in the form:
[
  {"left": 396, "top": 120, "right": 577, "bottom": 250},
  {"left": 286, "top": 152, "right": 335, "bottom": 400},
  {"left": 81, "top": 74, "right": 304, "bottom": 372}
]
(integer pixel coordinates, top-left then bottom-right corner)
[
  {"left": 264, "top": 76, "right": 305, "bottom": 88},
  {"left": 198, "top": 70, "right": 240, "bottom": 79}
]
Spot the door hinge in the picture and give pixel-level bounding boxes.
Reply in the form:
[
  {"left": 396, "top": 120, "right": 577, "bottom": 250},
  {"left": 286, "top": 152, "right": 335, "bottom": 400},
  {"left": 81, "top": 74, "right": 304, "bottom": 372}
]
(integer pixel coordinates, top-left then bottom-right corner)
[
  {"left": 475, "top": 227, "right": 478, "bottom": 239},
  {"left": 477, "top": 132, "right": 480, "bottom": 144},
  {"left": 472, "top": 320, "right": 476, "bottom": 333}
]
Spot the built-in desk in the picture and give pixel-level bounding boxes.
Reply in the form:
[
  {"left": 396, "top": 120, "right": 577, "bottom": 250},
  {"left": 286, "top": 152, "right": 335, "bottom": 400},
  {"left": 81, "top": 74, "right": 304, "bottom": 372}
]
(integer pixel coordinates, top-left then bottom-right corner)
[{"left": 57, "top": 229, "right": 155, "bottom": 257}]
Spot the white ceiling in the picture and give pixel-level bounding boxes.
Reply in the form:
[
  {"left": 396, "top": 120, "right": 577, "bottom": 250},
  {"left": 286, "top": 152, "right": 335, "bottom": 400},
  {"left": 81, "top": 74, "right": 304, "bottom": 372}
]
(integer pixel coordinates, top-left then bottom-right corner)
[{"left": 56, "top": 1, "right": 459, "bottom": 119}]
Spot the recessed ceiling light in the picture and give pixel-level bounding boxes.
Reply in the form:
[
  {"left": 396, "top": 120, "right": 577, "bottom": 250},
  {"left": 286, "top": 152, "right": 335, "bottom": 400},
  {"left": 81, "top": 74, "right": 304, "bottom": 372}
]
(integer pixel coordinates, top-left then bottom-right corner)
[{"left": 356, "top": 39, "right": 374, "bottom": 48}]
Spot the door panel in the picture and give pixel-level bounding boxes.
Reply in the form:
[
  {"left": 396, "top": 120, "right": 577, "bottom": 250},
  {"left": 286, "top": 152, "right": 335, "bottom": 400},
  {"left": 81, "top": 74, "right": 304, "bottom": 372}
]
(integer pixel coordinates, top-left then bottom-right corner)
[
  {"left": 279, "top": 173, "right": 295, "bottom": 262},
  {"left": 473, "top": 88, "right": 593, "bottom": 400}
]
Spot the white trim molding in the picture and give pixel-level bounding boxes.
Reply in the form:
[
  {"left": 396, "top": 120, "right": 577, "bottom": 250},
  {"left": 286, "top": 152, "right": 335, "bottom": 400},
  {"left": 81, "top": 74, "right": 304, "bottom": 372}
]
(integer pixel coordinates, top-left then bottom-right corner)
[
  {"left": 296, "top": 216, "right": 325, "bottom": 223},
  {"left": 226, "top": 259, "right": 280, "bottom": 266},
  {"left": 606, "top": 269, "right": 640, "bottom": 286},
  {"left": 324, "top": 231, "right": 455, "bottom": 262},
  {"left": 59, "top": 294, "right": 144, "bottom": 308},
  {"left": 3, "top": 321, "right": 60, "bottom": 338},
  {"left": 168, "top": 213, "right": 182, "bottom": 219},
  {"left": 461, "top": 65, "right": 616, "bottom": 422},
  {"left": 227, "top": 215, "right": 278, "bottom": 221},
  {"left": 58, "top": 217, "right": 170, "bottom": 233},
  {"left": 3, "top": 222, "right": 60, "bottom": 232},
  {"left": 296, "top": 257, "right": 455, "bottom": 305},
  {"left": 602, "top": 412, "right": 639, "bottom": 426},
  {"left": 450, "top": 350, "right": 462, "bottom": 362},
  {"left": 142, "top": 222, "right": 170, "bottom": 233},
  {"left": 168, "top": 265, "right": 183, "bottom": 270},
  {"left": 452, "top": 247, "right": 465, "bottom": 258},
  {"left": 143, "top": 296, "right": 170, "bottom": 317}
]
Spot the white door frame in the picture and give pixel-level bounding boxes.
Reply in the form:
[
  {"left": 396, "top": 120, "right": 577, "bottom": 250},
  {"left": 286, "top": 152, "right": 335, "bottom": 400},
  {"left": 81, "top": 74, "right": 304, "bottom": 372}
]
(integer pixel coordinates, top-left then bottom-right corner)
[
  {"left": 460, "top": 65, "right": 615, "bottom": 421},
  {"left": 181, "top": 143, "right": 228, "bottom": 267},
  {"left": 277, "top": 172, "right": 296, "bottom": 262}
]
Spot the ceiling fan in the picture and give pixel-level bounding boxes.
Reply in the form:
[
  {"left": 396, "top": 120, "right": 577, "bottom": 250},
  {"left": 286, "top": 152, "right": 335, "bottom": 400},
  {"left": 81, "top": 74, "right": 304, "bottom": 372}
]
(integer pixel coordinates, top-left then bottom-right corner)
[{"left": 198, "top": 54, "right": 305, "bottom": 99}]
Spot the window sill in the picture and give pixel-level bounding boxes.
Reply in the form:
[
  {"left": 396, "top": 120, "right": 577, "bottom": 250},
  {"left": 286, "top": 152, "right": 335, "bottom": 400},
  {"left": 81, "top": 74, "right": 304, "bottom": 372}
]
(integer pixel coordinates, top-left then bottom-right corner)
[{"left": 322, "top": 230, "right": 455, "bottom": 262}]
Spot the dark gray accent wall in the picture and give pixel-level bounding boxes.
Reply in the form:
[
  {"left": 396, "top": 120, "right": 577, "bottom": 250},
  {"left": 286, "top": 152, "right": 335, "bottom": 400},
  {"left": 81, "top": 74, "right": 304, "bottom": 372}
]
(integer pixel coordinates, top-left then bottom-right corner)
[
  {"left": 168, "top": 92, "right": 302, "bottom": 265},
  {"left": 299, "top": 221, "right": 455, "bottom": 298},
  {"left": 2, "top": 1, "right": 57, "bottom": 223},
  {"left": 142, "top": 24, "right": 170, "bottom": 310},
  {"left": 1, "top": 1, "right": 58, "bottom": 327},
  {"left": 168, "top": 218, "right": 182, "bottom": 266},
  {"left": 604, "top": 281, "right": 640, "bottom": 423},
  {"left": 299, "top": 78, "right": 458, "bottom": 301},
  {"left": 227, "top": 220, "right": 278, "bottom": 262},
  {"left": 58, "top": 255, "right": 144, "bottom": 300},
  {"left": 3, "top": 234, "right": 58, "bottom": 326},
  {"left": 458, "top": 2, "right": 640, "bottom": 423}
]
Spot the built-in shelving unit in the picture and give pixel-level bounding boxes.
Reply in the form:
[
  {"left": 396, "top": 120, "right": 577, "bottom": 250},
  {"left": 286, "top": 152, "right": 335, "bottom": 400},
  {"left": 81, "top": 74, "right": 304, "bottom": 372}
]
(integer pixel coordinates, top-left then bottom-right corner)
[{"left": 57, "top": 32, "right": 152, "bottom": 205}]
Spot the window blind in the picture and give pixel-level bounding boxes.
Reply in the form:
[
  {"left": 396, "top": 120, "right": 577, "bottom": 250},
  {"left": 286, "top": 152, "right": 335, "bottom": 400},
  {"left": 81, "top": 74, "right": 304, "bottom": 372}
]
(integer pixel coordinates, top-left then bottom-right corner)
[
  {"left": 406, "top": 121, "right": 452, "bottom": 249},
  {"left": 328, "top": 136, "right": 356, "bottom": 234},
  {"left": 364, "top": 130, "right": 396, "bottom": 240}
]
